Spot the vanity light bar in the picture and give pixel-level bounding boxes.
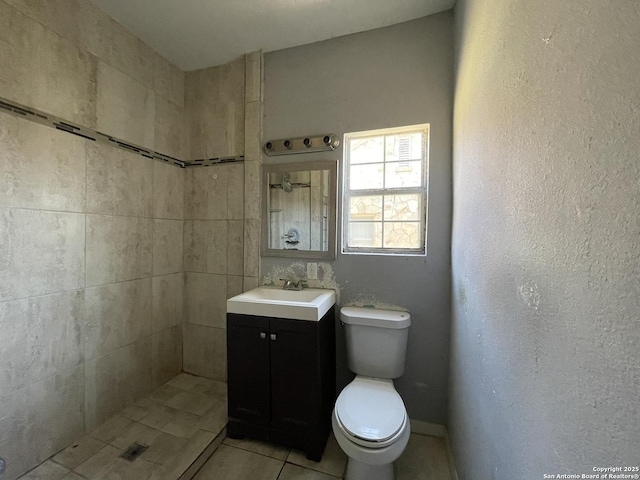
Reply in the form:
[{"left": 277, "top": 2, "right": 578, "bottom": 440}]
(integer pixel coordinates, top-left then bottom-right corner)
[{"left": 263, "top": 134, "right": 340, "bottom": 156}]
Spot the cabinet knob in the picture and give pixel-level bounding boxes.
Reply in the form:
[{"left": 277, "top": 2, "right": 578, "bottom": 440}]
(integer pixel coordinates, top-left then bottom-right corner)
[
  {"left": 270, "top": 333, "right": 277, "bottom": 341},
  {"left": 260, "top": 332, "right": 267, "bottom": 339}
]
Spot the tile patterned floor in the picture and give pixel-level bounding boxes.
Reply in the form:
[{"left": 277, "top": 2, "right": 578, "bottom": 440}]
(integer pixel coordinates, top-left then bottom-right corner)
[
  {"left": 18, "top": 373, "right": 452, "bottom": 480},
  {"left": 197, "top": 430, "right": 452, "bottom": 480},
  {"left": 18, "top": 373, "right": 227, "bottom": 480}
]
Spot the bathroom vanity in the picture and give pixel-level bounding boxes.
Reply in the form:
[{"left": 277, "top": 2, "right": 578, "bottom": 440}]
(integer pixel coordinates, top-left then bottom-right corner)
[{"left": 226, "top": 288, "right": 336, "bottom": 461}]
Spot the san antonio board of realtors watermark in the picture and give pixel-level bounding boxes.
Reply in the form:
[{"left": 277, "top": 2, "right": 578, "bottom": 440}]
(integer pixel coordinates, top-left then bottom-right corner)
[{"left": 543, "top": 467, "right": 640, "bottom": 479}]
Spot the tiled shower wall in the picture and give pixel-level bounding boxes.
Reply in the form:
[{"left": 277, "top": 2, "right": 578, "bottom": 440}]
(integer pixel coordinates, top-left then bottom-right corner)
[
  {"left": 0, "top": 1, "right": 185, "bottom": 478},
  {"left": 181, "top": 53, "right": 263, "bottom": 381}
]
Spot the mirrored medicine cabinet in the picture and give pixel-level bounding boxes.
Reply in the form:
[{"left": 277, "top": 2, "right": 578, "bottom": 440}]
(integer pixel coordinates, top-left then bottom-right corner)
[{"left": 261, "top": 160, "right": 338, "bottom": 260}]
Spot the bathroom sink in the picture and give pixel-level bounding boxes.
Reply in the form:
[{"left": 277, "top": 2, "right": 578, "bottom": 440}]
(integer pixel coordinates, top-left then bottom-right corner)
[{"left": 227, "top": 287, "right": 336, "bottom": 321}]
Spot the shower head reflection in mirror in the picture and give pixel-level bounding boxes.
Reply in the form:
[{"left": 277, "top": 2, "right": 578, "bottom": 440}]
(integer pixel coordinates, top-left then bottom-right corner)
[{"left": 262, "top": 160, "right": 338, "bottom": 260}]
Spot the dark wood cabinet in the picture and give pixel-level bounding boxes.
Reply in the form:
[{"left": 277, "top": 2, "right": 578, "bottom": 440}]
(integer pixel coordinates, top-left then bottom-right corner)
[{"left": 227, "top": 309, "right": 336, "bottom": 461}]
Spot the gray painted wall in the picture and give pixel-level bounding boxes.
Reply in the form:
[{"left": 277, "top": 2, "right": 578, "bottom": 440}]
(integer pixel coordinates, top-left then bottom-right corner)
[
  {"left": 451, "top": 0, "right": 640, "bottom": 478},
  {"left": 262, "top": 13, "right": 454, "bottom": 424}
]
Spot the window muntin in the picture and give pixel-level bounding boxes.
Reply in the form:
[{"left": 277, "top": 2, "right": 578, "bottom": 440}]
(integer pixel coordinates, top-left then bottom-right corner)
[{"left": 343, "top": 124, "right": 429, "bottom": 255}]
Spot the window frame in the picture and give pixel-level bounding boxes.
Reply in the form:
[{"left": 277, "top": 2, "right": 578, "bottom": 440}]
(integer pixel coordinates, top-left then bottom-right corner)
[{"left": 342, "top": 124, "right": 429, "bottom": 256}]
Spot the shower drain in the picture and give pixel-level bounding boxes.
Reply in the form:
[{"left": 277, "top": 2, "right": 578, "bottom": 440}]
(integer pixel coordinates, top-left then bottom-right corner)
[{"left": 119, "top": 442, "right": 149, "bottom": 462}]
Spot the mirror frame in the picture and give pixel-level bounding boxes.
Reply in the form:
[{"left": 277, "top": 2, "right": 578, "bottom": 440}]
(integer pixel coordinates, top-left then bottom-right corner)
[{"left": 261, "top": 160, "right": 338, "bottom": 260}]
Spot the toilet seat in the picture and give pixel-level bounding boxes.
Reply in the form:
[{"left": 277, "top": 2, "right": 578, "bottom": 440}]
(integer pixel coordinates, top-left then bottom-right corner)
[{"left": 335, "top": 377, "right": 407, "bottom": 448}]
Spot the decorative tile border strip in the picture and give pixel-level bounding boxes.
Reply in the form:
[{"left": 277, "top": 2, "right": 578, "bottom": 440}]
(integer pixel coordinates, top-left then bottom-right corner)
[
  {"left": 0, "top": 96, "right": 244, "bottom": 168},
  {"left": 185, "top": 156, "right": 245, "bottom": 167}
]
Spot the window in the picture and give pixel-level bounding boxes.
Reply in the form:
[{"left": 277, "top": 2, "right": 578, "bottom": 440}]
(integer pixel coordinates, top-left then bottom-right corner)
[{"left": 342, "top": 124, "right": 429, "bottom": 255}]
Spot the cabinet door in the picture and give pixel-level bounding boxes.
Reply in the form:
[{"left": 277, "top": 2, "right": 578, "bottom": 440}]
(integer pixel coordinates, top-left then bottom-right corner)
[
  {"left": 227, "top": 314, "right": 271, "bottom": 426},
  {"left": 269, "top": 318, "right": 320, "bottom": 431}
]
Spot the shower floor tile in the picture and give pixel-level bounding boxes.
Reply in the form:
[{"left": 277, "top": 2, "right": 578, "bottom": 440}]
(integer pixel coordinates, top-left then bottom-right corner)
[
  {"left": 18, "top": 373, "right": 226, "bottom": 480},
  {"left": 18, "top": 372, "right": 453, "bottom": 480}
]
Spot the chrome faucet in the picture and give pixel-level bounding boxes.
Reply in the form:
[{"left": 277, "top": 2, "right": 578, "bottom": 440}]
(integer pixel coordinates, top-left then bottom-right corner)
[{"left": 281, "top": 278, "right": 305, "bottom": 291}]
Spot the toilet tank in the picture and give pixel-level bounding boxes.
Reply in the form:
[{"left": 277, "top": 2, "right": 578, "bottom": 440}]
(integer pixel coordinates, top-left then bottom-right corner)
[{"left": 340, "top": 307, "right": 411, "bottom": 379}]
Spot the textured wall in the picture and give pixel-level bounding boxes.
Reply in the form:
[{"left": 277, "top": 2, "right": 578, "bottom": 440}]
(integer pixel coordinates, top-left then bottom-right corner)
[
  {"left": 262, "top": 13, "right": 454, "bottom": 425},
  {"left": 0, "top": 1, "right": 184, "bottom": 478},
  {"left": 450, "top": 0, "right": 640, "bottom": 478}
]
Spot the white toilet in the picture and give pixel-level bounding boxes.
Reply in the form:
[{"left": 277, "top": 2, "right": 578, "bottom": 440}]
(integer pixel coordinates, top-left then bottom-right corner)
[{"left": 332, "top": 307, "right": 411, "bottom": 480}]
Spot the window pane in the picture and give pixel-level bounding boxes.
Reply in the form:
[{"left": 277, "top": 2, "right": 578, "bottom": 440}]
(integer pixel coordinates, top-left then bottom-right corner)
[
  {"left": 350, "top": 196, "right": 383, "bottom": 221},
  {"left": 350, "top": 136, "right": 384, "bottom": 164},
  {"left": 348, "top": 222, "right": 382, "bottom": 248},
  {"left": 384, "top": 194, "right": 421, "bottom": 221},
  {"left": 350, "top": 163, "right": 383, "bottom": 190},
  {"left": 383, "top": 222, "right": 421, "bottom": 249},
  {"left": 384, "top": 161, "right": 422, "bottom": 188},
  {"left": 386, "top": 133, "right": 423, "bottom": 162}
]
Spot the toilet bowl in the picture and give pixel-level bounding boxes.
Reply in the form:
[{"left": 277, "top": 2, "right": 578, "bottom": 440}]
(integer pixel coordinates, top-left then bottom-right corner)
[
  {"left": 332, "top": 377, "right": 410, "bottom": 480},
  {"left": 332, "top": 307, "right": 411, "bottom": 480}
]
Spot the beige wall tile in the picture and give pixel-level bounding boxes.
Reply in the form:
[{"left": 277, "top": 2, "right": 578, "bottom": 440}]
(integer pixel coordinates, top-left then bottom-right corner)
[
  {"left": 227, "top": 163, "right": 245, "bottom": 220},
  {"left": 227, "top": 220, "right": 244, "bottom": 275},
  {"left": 243, "top": 218, "right": 261, "bottom": 278},
  {"left": 86, "top": 214, "right": 152, "bottom": 286},
  {"left": 0, "top": 208, "right": 85, "bottom": 303},
  {"left": 152, "top": 273, "right": 183, "bottom": 333},
  {"left": 153, "top": 219, "right": 183, "bottom": 275},
  {"left": 154, "top": 56, "right": 185, "bottom": 108},
  {"left": 243, "top": 276, "right": 259, "bottom": 292},
  {"left": 185, "top": 58, "right": 245, "bottom": 159},
  {"left": 202, "top": 101, "right": 244, "bottom": 158},
  {"left": 185, "top": 272, "right": 226, "bottom": 329},
  {"left": 227, "top": 275, "right": 243, "bottom": 299},
  {"left": 85, "top": 338, "right": 153, "bottom": 432},
  {"left": 86, "top": 143, "right": 154, "bottom": 217},
  {"left": 0, "top": 114, "right": 86, "bottom": 212},
  {"left": 3, "top": 0, "right": 87, "bottom": 48},
  {"left": 154, "top": 162, "right": 184, "bottom": 220},
  {"left": 83, "top": 15, "right": 155, "bottom": 91},
  {"left": 184, "top": 167, "right": 228, "bottom": 220},
  {"left": 84, "top": 278, "right": 153, "bottom": 360},
  {"left": 0, "top": 366, "right": 84, "bottom": 480},
  {"left": 184, "top": 220, "right": 228, "bottom": 274},
  {"left": 152, "top": 325, "right": 183, "bottom": 388},
  {"left": 184, "top": 162, "right": 244, "bottom": 222},
  {"left": 244, "top": 101, "right": 263, "bottom": 163},
  {"left": 0, "top": 2, "right": 97, "bottom": 128},
  {"left": 244, "top": 159, "right": 261, "bottom": 220},
  {"left": 245, "top": 51, "right": 263, "bottom": 104},
  {"left": 96, "top": 61, "right": 155, "bottom": 150},
  {"left": 183, "top": 324, "right": 226, "bottom": 381},
  {"left": 0, "top": 290, "right": 84, "bottom": 397},
  {"left": 154, "top": 94, "right": 185, "bottom": 160},
  {"left": 5, "top": 0, "right": 155, "bottom": 92}
]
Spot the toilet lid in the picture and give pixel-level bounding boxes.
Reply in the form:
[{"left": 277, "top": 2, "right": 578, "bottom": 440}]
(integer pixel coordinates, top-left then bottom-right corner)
[{"left": 335, "top": 377, "right": 406, "bottom": 442}]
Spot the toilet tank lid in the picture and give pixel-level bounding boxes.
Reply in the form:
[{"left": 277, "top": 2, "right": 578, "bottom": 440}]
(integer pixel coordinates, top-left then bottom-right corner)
[{"left": 340, "top": 307, "right": 411, "bottom": 329}]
